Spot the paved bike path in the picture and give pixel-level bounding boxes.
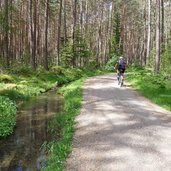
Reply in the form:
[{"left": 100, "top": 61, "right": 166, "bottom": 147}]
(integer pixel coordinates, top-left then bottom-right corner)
[{"left": 65, "top": 74, "right": 171, "bottom": 171}]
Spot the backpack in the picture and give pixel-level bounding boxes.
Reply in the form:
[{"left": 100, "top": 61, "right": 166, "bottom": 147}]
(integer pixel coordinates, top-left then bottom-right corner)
[{"left": 118, "top": 60, "right": 126, "bottom": 69}]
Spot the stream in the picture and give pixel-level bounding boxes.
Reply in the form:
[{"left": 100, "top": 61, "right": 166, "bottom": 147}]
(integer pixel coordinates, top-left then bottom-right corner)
[{"left": 0, "top": 89, "right": 63, "bottom": 171}]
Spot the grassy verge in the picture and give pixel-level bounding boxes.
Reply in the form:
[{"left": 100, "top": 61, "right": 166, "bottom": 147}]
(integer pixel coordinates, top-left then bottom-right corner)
[
  {"left": 43, "top": 79, "right": 84, "bottom": 171},
  {"left": 43, "top": 70, "right": 106, "bottom": 171},
  {"left": 126, "top": 67, "right": 171, "bottom": 111},
  {"left": 0, "top": 66, "right": 106, "bottom": 137}
]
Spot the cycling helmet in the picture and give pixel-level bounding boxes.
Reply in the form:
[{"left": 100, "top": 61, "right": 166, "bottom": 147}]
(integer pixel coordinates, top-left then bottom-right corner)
[{"left": 119, "top": 56, "right": 123, "bottom": 59}]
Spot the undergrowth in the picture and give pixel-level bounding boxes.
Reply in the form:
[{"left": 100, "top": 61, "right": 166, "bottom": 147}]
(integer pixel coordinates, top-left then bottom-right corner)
[
  {"left": 0, "top": 65, "right": 105, "bottom": 137},
  {"left": 0, "top": 96, "right": 17, "bottom": 137},
  {"left": 127, "top": 67, "right": 171, "bottom": 111}
]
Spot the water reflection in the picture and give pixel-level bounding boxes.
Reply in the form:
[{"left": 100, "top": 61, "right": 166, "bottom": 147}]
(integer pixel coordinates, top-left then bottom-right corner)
[{"left": 0, "top": 90, "right": 63, "bottom": 171}]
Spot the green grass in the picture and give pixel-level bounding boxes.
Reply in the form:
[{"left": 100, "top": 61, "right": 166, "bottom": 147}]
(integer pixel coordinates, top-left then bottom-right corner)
[
  {"left": 43, "top": 79, "right": 84, "bottom": 171},
  {"left": 43, "top": 70, "right": 107, "bottom": 171},
  {"left": 126, "top": 67, "right": 171, "bottom": 111},
  {"left": 0, "top": 66, "right": 106, "bottom": 137}
]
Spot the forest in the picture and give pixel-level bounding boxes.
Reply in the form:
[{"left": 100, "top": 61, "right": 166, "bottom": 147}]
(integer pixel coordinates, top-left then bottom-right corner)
[
  {"left": 0, "top": 0, "right": 170, "bottom": 72},
  {"left": 1, "top": 0, "right": 171, "bottom": 170}
]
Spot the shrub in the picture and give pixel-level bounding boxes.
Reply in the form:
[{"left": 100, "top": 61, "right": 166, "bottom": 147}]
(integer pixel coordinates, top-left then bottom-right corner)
[
  {"left": 11, "top": 65, "right": 34, "bottom": 76},
  {"left": 105, "top": 54, "right": 119, "bottom": 71},
  {"left": 0, "top": 74, "right": 14, "bottom": 83},
  {"left": 127, "top": 67, "right": 171, "bottom": 110},
  {"left": 50, "top": 66, "right": 66, "bottom": 75},
  {"left": 0, "top": 96, "right": 17, "bottom": 137}
]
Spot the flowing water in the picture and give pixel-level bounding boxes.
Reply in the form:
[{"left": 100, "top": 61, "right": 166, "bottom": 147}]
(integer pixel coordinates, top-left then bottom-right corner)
[{"left": 0, "top": 90, "right": 63, "bottom": 171}]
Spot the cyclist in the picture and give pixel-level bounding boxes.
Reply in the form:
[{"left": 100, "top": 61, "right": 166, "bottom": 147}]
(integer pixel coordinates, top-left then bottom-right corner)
[{"left": 115, "top": 56, "right": 126, "bottom": 83}]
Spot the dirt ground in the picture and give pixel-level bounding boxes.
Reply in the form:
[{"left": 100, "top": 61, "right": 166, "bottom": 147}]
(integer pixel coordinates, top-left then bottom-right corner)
[{"left": 65, "top": 74, "right": 171, "bottom": 171}]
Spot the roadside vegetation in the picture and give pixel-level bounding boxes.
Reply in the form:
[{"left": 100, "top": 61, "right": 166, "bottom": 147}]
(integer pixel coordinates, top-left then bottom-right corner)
[
  {"left": 43, "top": 79, "right": 84, "bottom": 171},
  {"left": 127, "top": 66, "right": 171, "bottom": 111},
  {"left": 0, "top": 96, "right": 17, "bottom": 137},
  {"left": 0, "top": 65, "right": 105, "bottom": 137},
  {"left": 42, "top": 61, "right": 171, "bottom": 171},
  {"left": 43, "top": 70, "right": 105, "bottom": 171},
  {"left": 1, "top": 0, "right": 171, "bottom": 169}
]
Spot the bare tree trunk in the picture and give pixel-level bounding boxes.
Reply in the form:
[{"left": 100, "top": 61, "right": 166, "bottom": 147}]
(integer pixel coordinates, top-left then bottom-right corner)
[
  {"left": 155, "top": 0, "right": 161, "bottom": 73},
  {"left": 80, "top": 0, "right": 83, "bottom": 37},
  {"left": 146, "top": 0, "right": 151, "bottom": 64},
  {"left": 104, "top": 7, "right": 110, "bottom": 63},
  {"left": 30, "top": 0, "right": 35, "bottom": 69},
  {"left": 63, "top": 0, "right": 67, "bottom": 45},
  {"left": 32, "top": 0, "right": 37, "bottom": 69},
  {"left": 72, "top": 0, "right": 77, "bottom": 67},
  {"left": 100, "top": 8, "right": 104, "bottom": 65},
  {"left": 57, "top": 0, "right": 63, "bottom": 65},
  {"left": 44, "top": 0, "right": 49, "bottom": 70},
  {"left": 79, "top": 0, "right": 83, "bottom": 67},
  {"left": 5, "top": 0, "right": 10, "bottom": 67},
  {"left": 161, "top": 0, "right": 164, "bottom": 48},
  {"left": 142, "top": 2, "right": 147, "bottom": 65},
  {"left": 19, "top": 3, "right": 22, "bottom": 60},
  {"left": 9, "top": 0, "right": 14, "bottom": 63}
]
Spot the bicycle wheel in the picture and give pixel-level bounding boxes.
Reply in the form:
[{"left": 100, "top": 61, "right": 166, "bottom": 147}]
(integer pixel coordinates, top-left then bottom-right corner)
[
  {"left": 120, "top": 75, "right": 124, "bottom": 87},
  {"left": 118, "top": 75, "right": 120, "bottom": 85},
  {"left": 118, "top": 73, "right": 121, "bottom": 85}
]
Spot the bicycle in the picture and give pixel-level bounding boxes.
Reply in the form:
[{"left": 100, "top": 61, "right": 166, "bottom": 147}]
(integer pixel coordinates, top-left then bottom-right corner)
[{"left": 117, "top": 70, "right": 124, "bottom": 87}]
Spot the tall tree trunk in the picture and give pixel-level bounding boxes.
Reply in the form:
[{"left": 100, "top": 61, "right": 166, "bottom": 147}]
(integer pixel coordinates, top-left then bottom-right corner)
[
  {"left": 9, "top": 0, "right": 14, "bottom": 63},
  {"left": 63, "top": 0, "right": 67, "bottom": 45},
  {"left": 155, "top": 0, "right": 161, "bottom": 73},
  {"left": 109, "top": 2, "right": 115, "bottom": 54},
  {"left": 32, "top": 0, "right": 37, "bottom": 69},
  {"left": 72, "top": 0, "right": 77, "bottom": 67},
  {"left": 146, "top": 0, "right": 151, "bottom": 64},
  {"left": 142, "top": 2, "right": 147, "bottom": 65},
  {"left": 30, "top": 0, "right": 36, "bottom": 69},
  {"left": 44, "top": 0, "right": 49, "bottom": 70},
  {"left": 57, "top": 0, "right": 63, "bottom": 65},
  {"left": 5, "top": 0, "right": 10, "bottom": 67},
  {"left": 80, "top": 0, "right": 83, "bottom": 38},
  {"left": 161, "top": 0, "right": 164, "bottom": 48},
  {"left": 30, "top": 0, "right": 37, "bottom": 69}
]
